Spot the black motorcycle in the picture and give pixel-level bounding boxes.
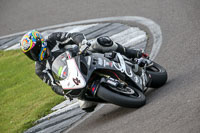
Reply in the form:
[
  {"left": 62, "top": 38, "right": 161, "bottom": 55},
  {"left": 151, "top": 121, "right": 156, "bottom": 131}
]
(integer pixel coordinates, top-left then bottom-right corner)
[{"left": 51, "top": 43, "right": 167, "bottom": 108}]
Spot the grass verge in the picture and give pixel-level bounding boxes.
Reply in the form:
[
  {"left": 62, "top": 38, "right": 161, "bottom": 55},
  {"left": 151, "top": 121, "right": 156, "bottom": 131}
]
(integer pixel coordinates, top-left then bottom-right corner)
[{"left": 0, "top": 50, "right": 64, "bottom": 133}]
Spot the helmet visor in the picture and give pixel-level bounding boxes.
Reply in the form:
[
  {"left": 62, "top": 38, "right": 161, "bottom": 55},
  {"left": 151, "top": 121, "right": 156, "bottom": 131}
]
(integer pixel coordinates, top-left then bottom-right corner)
[{"left": 26, "top": 42, "right": 41, "bottom": 61}]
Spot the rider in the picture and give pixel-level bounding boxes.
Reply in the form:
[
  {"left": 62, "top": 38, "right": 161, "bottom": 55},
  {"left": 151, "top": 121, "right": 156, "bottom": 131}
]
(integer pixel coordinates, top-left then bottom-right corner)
[{"left": 20, "top": 30, "right": 148, "bottom": 112}]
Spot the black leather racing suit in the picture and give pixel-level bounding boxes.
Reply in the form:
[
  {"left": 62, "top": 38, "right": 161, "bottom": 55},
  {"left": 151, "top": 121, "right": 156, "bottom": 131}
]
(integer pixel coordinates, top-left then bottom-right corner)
[{"left": 35, "top": 32, "right": 143, "bottom": 96}]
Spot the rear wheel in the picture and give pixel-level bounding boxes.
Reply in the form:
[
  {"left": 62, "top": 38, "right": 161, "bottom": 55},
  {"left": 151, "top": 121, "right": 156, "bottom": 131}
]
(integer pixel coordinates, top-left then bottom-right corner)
[
  {"left": 97, "top": 85, "right": 146, "bottom": 108},
  {"left": 146, "top": 61, "right": 167, "bottom": 88}
]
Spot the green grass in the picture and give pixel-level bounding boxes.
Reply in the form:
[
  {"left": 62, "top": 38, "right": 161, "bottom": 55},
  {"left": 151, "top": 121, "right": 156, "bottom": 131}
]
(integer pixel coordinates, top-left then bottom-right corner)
[{"left": 0, "top": 50, "right": 64, "bottom": 133}]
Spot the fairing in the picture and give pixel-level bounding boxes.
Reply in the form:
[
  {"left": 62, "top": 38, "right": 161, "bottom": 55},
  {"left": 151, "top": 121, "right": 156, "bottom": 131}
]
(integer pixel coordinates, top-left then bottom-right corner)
[
  {"left": 52, "top": 51, "right": 86, "bottom": 90},
  {"left": 60, "top": 58, "right": 86, "bottom": 90}
]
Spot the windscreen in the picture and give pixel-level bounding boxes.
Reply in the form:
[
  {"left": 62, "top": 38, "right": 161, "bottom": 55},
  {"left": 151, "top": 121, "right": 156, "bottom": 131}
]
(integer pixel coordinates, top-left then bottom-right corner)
[{"left": 52, "top": 52, "right": 70, "bottom": 80}]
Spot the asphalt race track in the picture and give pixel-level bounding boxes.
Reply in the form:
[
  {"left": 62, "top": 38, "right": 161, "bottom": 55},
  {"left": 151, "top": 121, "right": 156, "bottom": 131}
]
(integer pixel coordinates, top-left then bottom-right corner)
[{"left": 1, "top": 0, "right": 200, "bottom": 133}]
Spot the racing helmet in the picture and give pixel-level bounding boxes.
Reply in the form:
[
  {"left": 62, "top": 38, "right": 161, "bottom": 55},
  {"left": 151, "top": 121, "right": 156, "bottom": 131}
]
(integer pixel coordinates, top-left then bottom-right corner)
[{"left": 20, "top": 30, "right": 47, "bottom": 61}]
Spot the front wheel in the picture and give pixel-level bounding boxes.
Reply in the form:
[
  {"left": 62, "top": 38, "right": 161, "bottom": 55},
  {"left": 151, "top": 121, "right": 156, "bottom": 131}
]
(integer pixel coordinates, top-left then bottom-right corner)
[
  {"left": 146, "top": 61, "right": 168, "bottom": 88},
  {"left": 97, "top": 85, "right": 146, "bottom": 108}
]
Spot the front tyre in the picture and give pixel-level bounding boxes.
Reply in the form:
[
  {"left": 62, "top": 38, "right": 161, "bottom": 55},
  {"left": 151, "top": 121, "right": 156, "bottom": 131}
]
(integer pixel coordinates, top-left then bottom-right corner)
[
  {"left": 146, "top": 61, "right": 168, "bottom": 88},
  {"left": 97, "top": 85, "right": 146, "bottom": 108}
]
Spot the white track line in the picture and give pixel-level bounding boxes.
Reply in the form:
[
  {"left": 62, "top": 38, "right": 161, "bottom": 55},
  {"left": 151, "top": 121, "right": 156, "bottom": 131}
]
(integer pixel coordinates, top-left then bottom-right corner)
[
  {"left": 5, "top": 24, "right": 98, "bottom": 51},
  {"left": 110, "top": 28, "right": 147, "bottom": 47}
]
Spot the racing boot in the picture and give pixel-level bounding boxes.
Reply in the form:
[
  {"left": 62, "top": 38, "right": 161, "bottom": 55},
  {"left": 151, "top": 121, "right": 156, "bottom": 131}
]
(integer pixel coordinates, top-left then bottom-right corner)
[
  {"left": 116, "top": 43, "right": 143, "bottom": 59},
  {"left": 78, "top": 99, "right": 98, "bottom": 113}
]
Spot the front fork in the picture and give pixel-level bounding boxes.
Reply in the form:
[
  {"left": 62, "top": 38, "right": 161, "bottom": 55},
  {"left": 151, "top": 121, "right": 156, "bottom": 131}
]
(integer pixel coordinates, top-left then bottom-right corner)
[
  {"left": 141, "top": 60, "right": 153, "bottom": 92},
  {"left": 132, "top": 60, "right": 152, "bottom": 92}
]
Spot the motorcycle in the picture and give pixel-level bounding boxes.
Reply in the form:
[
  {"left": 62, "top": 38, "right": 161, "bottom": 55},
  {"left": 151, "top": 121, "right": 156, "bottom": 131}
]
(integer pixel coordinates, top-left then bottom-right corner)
[{"left": 51, "top": 43, "right": 167, "bottom": 108}]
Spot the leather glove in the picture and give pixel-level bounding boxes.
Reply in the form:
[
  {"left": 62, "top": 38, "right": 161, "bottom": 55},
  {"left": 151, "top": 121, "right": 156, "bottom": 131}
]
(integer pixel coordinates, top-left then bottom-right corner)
[{"left": 51, "top": 85, "right": 64, "bottom": 96}]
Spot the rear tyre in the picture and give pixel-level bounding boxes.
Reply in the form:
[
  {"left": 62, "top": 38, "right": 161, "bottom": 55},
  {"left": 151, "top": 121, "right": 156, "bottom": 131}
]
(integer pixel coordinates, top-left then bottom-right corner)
[
  {"left": 97, "top": 85, "right": 146, "bottom": 108},
  {"left": 146, "top": 61, "right": 167, "bottom": 88}
]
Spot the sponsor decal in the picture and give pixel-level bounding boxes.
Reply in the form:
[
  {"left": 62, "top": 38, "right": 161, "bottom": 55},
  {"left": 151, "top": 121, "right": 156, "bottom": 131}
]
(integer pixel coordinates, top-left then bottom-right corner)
[
  {"left": 98, "top": 58, "right": 103, "bottom": 66},
  {"left": 73, "top": 77, "right": 81, "bottom": 85},
  {"left": 63, "top": 72, "right": 67, "bottom": 76},
  {"left": 91, "top": 84, "right": 97, "bottom": 94},
  {"left": 103, "top": 60, "right": 113, "bottom": 67},
  {"left": 113, "top": 53, "right": 133, "bottom": 78},
  {"left": 109, "top": 62, "right": 113, "bottom": 67},
  {"left": 58, "top": 67, "right": 63, "bottom": 77}
]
